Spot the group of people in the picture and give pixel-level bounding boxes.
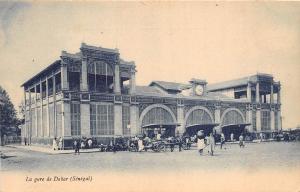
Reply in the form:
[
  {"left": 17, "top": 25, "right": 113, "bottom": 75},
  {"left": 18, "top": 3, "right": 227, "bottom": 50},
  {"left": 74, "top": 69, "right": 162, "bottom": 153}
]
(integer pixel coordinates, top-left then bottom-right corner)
[
  {"left": 196, "top": 131, "right": 215, "bottom": 156},
  {"left": 67, "top": 131, "right": 246, "bottom": 155},
  {"left": 73, "top": 138, "right": 94, "bottom": 154},
  {"left": 196, "top": 131, "right": 246, "bottom": 156},
  {"left": 52, "top": 137, "right": 63, "bottom": 150}
]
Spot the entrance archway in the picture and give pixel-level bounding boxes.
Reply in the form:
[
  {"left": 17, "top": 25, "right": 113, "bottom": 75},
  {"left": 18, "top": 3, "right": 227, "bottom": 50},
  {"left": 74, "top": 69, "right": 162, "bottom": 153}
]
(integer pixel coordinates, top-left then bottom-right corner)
[
  {"left": 184, "top": 106, "right": 216, "bottom": 136},
  {"left": 140, "top": 104, "right": 178, "bottom": 138},
  {"left": 220, "top": 108, "right": 248, "bottom": 141}
]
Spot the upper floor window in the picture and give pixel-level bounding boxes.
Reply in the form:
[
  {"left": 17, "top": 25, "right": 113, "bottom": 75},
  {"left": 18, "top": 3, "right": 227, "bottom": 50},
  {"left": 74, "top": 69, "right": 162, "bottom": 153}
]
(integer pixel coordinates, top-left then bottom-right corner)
[{"left": 88, "top": 61, "right": 114, "bottom": 93}]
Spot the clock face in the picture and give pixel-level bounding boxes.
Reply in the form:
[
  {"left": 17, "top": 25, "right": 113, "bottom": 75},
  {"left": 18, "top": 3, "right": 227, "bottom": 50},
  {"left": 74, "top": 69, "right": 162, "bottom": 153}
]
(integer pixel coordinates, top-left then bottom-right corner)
[{"left": 195, "top": 85, "right": 204, "bottom": 95}]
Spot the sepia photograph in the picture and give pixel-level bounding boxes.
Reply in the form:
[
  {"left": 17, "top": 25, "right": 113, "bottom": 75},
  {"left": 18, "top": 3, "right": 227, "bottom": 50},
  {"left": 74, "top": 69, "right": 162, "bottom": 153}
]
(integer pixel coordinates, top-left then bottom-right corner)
[{"left": 0, "top": 1, "right": 300, "bottom": 192}]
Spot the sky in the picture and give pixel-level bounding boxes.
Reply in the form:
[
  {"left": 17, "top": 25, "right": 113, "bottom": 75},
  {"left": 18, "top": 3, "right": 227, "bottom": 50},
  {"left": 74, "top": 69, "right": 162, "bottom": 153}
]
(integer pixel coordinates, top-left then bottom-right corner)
[{"left": 0, "top": 2, "right": 299, "bottom": 128}]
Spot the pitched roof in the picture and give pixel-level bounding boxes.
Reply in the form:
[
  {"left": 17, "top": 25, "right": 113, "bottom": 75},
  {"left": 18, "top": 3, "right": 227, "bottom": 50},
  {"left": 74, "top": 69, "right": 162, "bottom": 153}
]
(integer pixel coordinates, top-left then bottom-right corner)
[
  {"left": 149, "top": 81, "right": 191, "bottom": 92},
  {"left": 207, "top": 77, "right": 250, "bottom": 91},
  {"left": 21, "top": 60, "right": 61, "bottom": 88},
  {"left": 136, "top": 86, "right": 167, "bottom": 96},
  {"left": 80, "top": 43, "right": 119, "bottom": 53},
  {"left": 207, "top": 73, "right": 274, "bottom": 91}
]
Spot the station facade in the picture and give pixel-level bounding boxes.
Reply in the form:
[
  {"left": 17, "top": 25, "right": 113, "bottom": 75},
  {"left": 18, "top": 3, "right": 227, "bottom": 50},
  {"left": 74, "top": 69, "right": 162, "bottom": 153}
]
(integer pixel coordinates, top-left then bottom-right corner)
[{"left": 21, "top": 43, "right": 282, "bottom": 148}]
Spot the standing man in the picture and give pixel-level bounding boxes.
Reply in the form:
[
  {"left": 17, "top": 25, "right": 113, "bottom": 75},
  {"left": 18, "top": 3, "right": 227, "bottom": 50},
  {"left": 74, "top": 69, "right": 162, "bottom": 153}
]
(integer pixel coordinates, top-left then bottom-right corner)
[
  {"left": 177, "top": 136, "right": 183, "bottom": 152},
  {"left": 208, "top": 132, "right": 215, "bottom": 156},
  {"left": 239, "top": 134, "right": 245, "bottom": 148},
  {"left": 197, "top": 131, "right": 205, "bottom": 155},
  {"left": 220, "top": 133, "right": 225, "bottom": 149},
  {"left": 230, "top": 133, "right": 234, "bottom": 142}
]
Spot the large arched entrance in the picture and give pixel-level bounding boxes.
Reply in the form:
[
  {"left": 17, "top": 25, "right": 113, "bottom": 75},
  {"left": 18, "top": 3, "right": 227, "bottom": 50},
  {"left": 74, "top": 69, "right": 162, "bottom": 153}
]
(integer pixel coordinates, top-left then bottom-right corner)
[
  {"left": 140, "top": 104, "right": 178, "bottom": 138},
  {"left": 220, "top": 108, "right": 249, "bottom": 141},
  {"left": 184, "top": 106, "right": 216, "bottom": 137}
]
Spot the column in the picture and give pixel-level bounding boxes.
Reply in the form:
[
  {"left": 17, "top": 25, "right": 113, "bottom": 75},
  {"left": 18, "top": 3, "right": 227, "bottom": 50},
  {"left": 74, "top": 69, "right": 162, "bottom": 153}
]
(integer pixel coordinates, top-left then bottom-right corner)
[
  {"left": 28, "top": 89, "right": 31, "bottom": 144},
  {"left": 80, "top": 57, "right": 88, "bottom": 91},
  {"left": 214, "top": 106, "right": 221, "bottom": 134},
  {"left": 270, "top": 84, "right": 274, "bottom": 104},
  {"left": 40, "top": 81, "right": 44, "bottom": 137},
  {"left": 129, "top": 68, "right": 136, "bottom": 95},
  {"left": 246, "top": 105, "right": 253, "bottom": 132},
  {"left": 114, "top": 64, "right": 121, "bottom": 94},
  {"left": 34, "top": 86, "right": 38, "bottom": 137},
  {"left": 177, "top": 103, "right": 185, "bottom": 135},
  {"left": 80, "top": 103, "right": 90, "bottom": 137},
  {"left": 114, "top": 102, "right": 123, "bottom": 136},
  {"left": 23, "top": 89, "right": 27, "bottom": 144},
  {"left": 61, "top": 61, "right": 69, "bottom": 90},
  {"left": 277, "top": 84, "right": 281, "bottom": 104},
  {"left": 46, "top": 78, "right": 50, "bottom": 137},
  {"left": 270, "top": 108, "right": 275, "bottom": 131},
  {"left": 256, "top": 107, "right": 261, "bottom": 132},
  {"left": 247, "top": 82, "right": 252, "bottom": 102},
  {"left": 277, "top": 109, "right": 282, "bottom": 131},
  {"left": 53, "top": 76, "right": 56, "bottom": 137},
  {"left": 256, "top": 83, "right": 260, "bottom": 103},
  {"left": 263, "top": 95, "right": 267, "bottom": 103},
  {"left": 130, "top": 103, "right": 139, "bottom": 135}
]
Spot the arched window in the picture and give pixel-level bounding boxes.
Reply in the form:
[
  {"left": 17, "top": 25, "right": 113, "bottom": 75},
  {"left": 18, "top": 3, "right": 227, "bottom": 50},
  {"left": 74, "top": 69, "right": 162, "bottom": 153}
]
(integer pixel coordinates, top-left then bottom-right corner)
[
  {"left": 88, "top": 61, "right": 114, "bottom": 92},
  {"left": 186, "top": 109, "right": 213, "bottom": 127},
  {"left": 222, "top": 110, "right": 244, "bottom": 126},
  {"left": 142, "top": 107, "right": 174, "bottom": 127}
]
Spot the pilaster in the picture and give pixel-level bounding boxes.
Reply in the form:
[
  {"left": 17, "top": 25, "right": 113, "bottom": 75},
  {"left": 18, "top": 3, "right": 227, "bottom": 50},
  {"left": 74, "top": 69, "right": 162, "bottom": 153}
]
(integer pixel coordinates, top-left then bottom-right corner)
[
  {"left": 130, "top": 103, "right": 139, "bottom": 136},
  {"left": 270, "top": 84, "right": 274, "bottom": 104},
  {"left": 277, "top": 84, "right": 281, "bottom": 104},
  {"left": 53, "top": 76, "right": 57, "bottom": 137},
  {"left": 246, "top": 104, "right": 253, "bottom": 132},
  {"left": 214, "top": 105, "right": 221, "bottom": 134},
  {"left": 46, "top": 78, "right": 50, "bottom": 137},
  {"left": 270, "top": 108, "right": 275, "bottom": 131},
  {"left": 61, "top": 61, "right": 69, "bottom": 90},
  {"left": 256, "top": 82, "right": 260, "bottom": 103},
  {"left": 80, "top": 57, "right": 88, "bottom": 91},
  {"left": 247, "top": 82, "right": 252, "bottom": 102},
  {"left": 40, "top": 81, "right": 44, "bottom": 137},
  {"left": 34, "top": 86, "right": 38, "bottom": 137},
  {"left": 28, "top": 89, "right": 32, "bottom": 144},
  {"left": 277, "top": 108, "right": 282, "bottom": 131},
  {"left": 256, "top": 106, "right": 261, "bottom": 132},
  {"left": 129, "top": 67, "right": 136, "bottom": 95},
  {"left": 62, "top": 101, "right": 71, "bottom": 137},
  {"left": 114, "top": 64, "right": 121, "bottom": 94},
  {"left": 176, "top": 103, "right": 185, "bottom": 135}
]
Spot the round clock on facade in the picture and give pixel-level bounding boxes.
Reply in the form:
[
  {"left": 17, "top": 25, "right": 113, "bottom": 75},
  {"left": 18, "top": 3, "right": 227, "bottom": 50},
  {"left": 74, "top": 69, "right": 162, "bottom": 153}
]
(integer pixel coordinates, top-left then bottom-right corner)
[{"left": 195, "top": 85, "right": 204, "bottom": 95}]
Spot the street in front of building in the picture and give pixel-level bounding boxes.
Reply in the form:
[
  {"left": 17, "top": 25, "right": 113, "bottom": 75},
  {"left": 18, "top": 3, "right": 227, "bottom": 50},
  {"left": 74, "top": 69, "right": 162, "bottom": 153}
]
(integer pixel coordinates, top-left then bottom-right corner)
[{"left": 1, "top": 142, "right": 299, "bottom": 172}]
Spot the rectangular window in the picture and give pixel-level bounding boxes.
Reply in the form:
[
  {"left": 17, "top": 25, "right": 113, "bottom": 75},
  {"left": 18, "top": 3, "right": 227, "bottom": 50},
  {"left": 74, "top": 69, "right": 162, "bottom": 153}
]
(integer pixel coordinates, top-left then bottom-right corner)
[
  {"left": 122, "top": 105, "right": 130, "bottom": 135},
  {"left": 90, "top": 103, "right": 114, "bottom": 136},
  {"left": 71, "top": 103, "right": 81, "bottom": 136},
  {"left": 261, "top": 110, "right": 271, "bottom": 131}
]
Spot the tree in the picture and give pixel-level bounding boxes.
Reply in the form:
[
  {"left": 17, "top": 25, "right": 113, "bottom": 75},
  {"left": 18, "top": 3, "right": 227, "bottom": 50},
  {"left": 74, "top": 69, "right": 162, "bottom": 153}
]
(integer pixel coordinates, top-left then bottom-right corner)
[{"left": 0, "top": 85, "right": 19, "bottom": 145}]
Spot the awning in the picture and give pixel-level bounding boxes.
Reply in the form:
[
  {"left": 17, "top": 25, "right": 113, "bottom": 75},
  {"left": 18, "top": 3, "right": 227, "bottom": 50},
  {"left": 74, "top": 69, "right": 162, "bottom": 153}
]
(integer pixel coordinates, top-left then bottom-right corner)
[
  {"left": 221, "top": 123, "right": 251, "bottom": 129},
  {"left": 141, "top": 123, "right": 181, "bottom": 129},
  {"left": 185, "top": 123, "right": 219, "bottom": 129}
]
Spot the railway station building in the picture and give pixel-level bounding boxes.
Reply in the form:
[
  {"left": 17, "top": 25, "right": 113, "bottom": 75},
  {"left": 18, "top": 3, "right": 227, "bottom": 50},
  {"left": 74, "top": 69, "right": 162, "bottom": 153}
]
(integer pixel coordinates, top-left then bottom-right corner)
[{"left": 21, "top": 43, "right": 282, "bottom": 148}]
